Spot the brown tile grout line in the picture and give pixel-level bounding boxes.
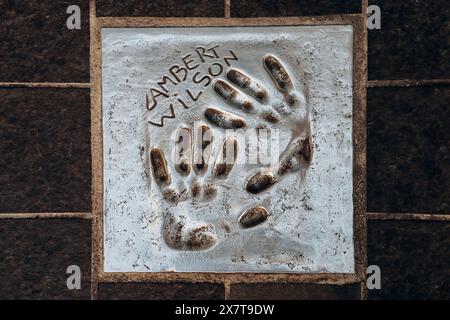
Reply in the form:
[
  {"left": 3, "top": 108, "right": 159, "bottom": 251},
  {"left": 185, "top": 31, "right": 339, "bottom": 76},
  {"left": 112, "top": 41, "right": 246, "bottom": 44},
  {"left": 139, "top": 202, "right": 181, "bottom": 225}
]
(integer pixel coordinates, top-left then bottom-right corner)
[
  {"left": 0, "top": 212, "right": 92, "bottom": 219},
  {"left": 224, "top": 281, "right": 231, "bottom": 300},
  {"left": 367, "top": 212, "right": 450, "bottom": 221},
  {"left": 361, "top": 0, "right": 368, "bottom": 301},
  {"left": 89, "top": 0, "right": 99, "bottom": 301},
  {"left": 99, "top": 272, "right": 360, "bottom": 285},
  {"left": 360, "top": 280, "right": 367, "bottom": 300},
  {"left": 0, "top": 82, "right": 90, "bottom": 88},
  {"left": 224, "top": 0, "right": 231, "bottom": 18},
  {"left": 368, "top": 79, "right": 450, "bottom": 87}
]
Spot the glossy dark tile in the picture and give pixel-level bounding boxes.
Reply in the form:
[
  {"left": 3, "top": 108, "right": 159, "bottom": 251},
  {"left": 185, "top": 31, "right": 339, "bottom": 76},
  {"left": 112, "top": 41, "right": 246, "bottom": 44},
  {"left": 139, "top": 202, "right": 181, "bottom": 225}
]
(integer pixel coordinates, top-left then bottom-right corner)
[
  {"left": 231, "top": 0, "right": 361, "bottom": 17},
  {"left": 0, "top": 88, "right": 91, "bottom": 213},
  {"left": 229, "top": 283, "right": 360, "bottom": 300},
  {"left": 369, "top": 0, "right": 450, "bottom": 80},
  {"left": 0, "top": 219, "right": 91, "bottom": 299},
  {"left": 367, "top": 220, "right": 450, "bottom": 299},
  {"left": 367, "top": 86, "right": 450, "bottom": 214},
  {"left": 96, "top": 0, "right": 224, "bottom": 17},
  {"left": 98, "top": 282, "right": 225, "bottom": 300},
  {"left": 0, "top": 0, "right": 89, "bottom": 82}
]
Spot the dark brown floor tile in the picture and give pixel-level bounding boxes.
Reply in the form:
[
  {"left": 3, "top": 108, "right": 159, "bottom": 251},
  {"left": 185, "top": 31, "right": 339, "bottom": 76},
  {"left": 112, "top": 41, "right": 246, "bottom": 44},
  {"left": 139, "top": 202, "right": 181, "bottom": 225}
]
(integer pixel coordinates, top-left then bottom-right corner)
[
  {"left": 0, "top": 88, "right": 91, "bottom": 213},
  {"left": 367, "top": 86, "right": 450, "bottom": 214},
  {"left": 369, "top": 0, "right": 450, "bottom": 80},
  {"left": 229, "top": 283, "right": 360, "bottom": 300},
  {"left": 98, "top": 282, "right": 225, "bottom": 300},
  {"left": 367, "top": 220, "right": 450, "bottom": 299},
  {"left": 231, "top": 0, "right": 361, "bottom": 17},
  {"left": 96, "top": 0, "right": 224, "bottom": 17},
  {"left": 0, "top": 219, "right": 91, "bottom": 299},
  {"left": 0, "top": 0, "right": 89, "bottom": 82}
]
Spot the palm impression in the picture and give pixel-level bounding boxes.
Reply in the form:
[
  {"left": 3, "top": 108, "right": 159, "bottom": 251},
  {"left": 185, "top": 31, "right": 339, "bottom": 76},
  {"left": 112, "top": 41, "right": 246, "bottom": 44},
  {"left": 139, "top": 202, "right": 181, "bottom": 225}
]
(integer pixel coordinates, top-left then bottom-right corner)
[
  {"left": 150, "top": 123, "right": 239, "bottom": 251},
  {"left": 150, "top": 54, "right": 312, "bottom": 252},
  {"left": 205, "top": 54, "right": 313, "bottom": 195}
]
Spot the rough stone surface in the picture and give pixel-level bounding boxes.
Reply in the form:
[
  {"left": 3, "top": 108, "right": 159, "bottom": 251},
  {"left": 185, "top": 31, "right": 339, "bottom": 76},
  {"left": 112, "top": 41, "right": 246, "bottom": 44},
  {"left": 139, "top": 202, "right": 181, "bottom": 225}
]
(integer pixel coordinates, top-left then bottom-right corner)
[
  {"left": 367, "top": 86, "right": 450, "bottom": 214},
  {"left": 231, "top": 0, "right": 361, "bottom": 17},
  {"left": 96, "top": 0, "right": 224, "bottom": 17},
  {"left": 369, "top": 0, "right": 450, "bottom": 80},
  {"left": 102, "top": 26, "right": 355, "bottom": 273},
  {"left": 0, "top": 0, "right": 89, "bottom": 82},
  {"left": 230, "top": 283, "right": 360, "bottom": 300},
  {"left": 368, "top": 220, "right": 450, "bottom": 299},
  {"left": 0, "top": 219, "right": 91, "bottom": 300},
  {"left": 98, "top": 282, "right": 224, "bottom": 300},
  {"left": 0, "top": 88, "right": 91, "bottom": 213}
]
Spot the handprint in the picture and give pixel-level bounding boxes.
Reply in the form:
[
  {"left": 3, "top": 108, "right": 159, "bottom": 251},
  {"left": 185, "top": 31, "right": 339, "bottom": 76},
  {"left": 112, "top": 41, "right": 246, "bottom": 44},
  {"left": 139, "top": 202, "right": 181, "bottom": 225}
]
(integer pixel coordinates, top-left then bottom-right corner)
[
  {"left": 149, "top": 54, "right": 312, "bottom": 252},
  {"left": 204, "top": 54, "right": 313, "bottom": 194},
  {"left": 149, "top": 123, "right": 238, "bottom": 251}
]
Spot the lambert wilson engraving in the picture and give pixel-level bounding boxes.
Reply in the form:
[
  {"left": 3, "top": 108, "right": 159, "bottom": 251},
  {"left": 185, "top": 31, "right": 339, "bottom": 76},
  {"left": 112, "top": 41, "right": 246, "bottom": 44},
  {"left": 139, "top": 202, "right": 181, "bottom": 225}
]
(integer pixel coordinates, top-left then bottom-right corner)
[{"left": 146, "top": 45, "right": 238, "bottom": 126}]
